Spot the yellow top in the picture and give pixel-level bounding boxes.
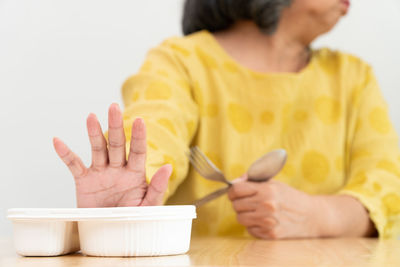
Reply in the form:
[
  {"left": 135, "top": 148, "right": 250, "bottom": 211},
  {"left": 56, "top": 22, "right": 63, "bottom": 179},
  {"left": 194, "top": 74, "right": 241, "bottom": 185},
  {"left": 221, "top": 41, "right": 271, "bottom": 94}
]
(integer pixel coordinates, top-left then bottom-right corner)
[{"left": 120, "top": 30, "right": 400, "bottom": 238}]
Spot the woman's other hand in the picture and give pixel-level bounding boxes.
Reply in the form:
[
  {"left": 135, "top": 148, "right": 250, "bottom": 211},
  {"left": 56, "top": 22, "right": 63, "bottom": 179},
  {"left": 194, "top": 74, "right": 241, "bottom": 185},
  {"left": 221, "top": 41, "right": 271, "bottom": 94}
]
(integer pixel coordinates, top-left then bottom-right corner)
[
  {"left": 228, "top": 178, "right": 323, "bottom": 239},
  {"left": 53, "top": 103, "right": 172, "bottom": 208},
  {"left": 228, "top": 178, "right": 376, "bottom": 239}
]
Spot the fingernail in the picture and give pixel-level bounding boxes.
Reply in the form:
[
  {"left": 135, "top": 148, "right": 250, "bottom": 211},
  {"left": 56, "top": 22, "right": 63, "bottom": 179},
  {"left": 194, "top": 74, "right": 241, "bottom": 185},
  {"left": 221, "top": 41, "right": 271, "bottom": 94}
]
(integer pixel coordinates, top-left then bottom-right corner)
[
  {"left": 231, "top": 174, "right": 247, "bottom": 184},
  {"left": 231, "top": 178, "right": 242, "bottom": 184},
  {"left": 135, "top": 117, "right": 144, "bottom": 130},
  {"left": 111, "top": 103, "right": 120, "bottom": 111},
  {"left": 87, "top": 113, "right": 96, "bottom": 120},
  {"left": 165, "top": 164, "right": 173, "bottom": 171},
  {"left": 165, "top": 164, "right": 173, "bottom": 177}
]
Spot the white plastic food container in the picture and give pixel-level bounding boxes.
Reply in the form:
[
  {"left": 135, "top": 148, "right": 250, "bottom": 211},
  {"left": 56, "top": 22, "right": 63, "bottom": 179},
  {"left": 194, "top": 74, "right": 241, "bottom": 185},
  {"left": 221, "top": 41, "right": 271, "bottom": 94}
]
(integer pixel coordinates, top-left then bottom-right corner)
[
  {"left": 7, "top": 205, "right": 196, "bottom": 257},
  {"left": 7, "top": 209, "right": 80, "bottom": 256},
  {"left": 76, "top": 206, "right": 196, "bottom": 257}
]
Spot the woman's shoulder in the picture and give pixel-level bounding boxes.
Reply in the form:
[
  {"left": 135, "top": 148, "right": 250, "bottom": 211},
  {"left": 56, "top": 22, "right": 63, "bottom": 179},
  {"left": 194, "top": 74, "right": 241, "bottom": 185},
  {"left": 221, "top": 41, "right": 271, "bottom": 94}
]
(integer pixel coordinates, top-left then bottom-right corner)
[
  {"left": 155, "top": 30, "right": 210, "bottom": 57},
  {"left": 312, "top": 47, "right": 373, "bottom": 76}
]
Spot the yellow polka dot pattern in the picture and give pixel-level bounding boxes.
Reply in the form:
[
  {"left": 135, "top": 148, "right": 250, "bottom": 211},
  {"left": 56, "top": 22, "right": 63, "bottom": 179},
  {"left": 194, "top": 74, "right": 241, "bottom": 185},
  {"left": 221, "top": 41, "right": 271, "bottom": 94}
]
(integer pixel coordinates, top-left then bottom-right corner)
[
  {"left": 347, "top": 171, "right": 367, "bottom": 188},
  {"left": 140, "top": 61, "right": 152, "bottom": 72},
  {"left": 193, "top": 81, "right": 212, "bottom": 117},
  {"left": 369, "top": 107, "right": 391, "bottom": 134},
  {"left": 260, "top": 111, "right": 275, "bottom": 125},
  {"left": 227, "top": 103, "right": 253, "bottom": 133},
  {"left": 294, "top": 110, "right": 309, "bottom": 122},
  {"left": 223, "top": 61, "right": 239, "bottom": 73},
  {"left": 145, "top": 81, "right": 172, "bottom": 100},
  {"left": 205, "top": 152, "right": 223, "bottom": 170},
  {"left": 170, "top": 44, "right": 191, "bottom": 57},
  {"left": 132, "top": 91, "right": 140, "bottom": 101},
  {"left": 351, "top": 86, "right": 363, "bottom": 108},
  {"left": 205, "top": 104, "right": 219, "bottom": 117},
  {"left": 157, "top": 118, "right": 177, "bottom": 136},
  {"left": 302, "top": 151, "right": 330, "bottom": 183},
  {"left": 383, "top": 193, "right": 400, "bottom": 215},
  {"left": 230, "top": 163, "right": 246, "bottom": 178},
  {"left": 282, "top": 163, "right": 296, "bottom": 177},
  {"left": 373, "top": 182, "right": 382, "bottom": 193},
  {"left": 351, "top": 150, "right": 371, "bottom": 161},
  {"left": 121, "top": 32, "right": 400, "bottom": 239},
  {"left": 147, "top": 140, "right": 158, "bottom": 150},
  {"left": 355, "top": 118, "right": 363, "bottom": 133},
  {"left": 156, "top": 70, "right": 169, "bottom": 78},
  {"left": 195, "top": 46, "right": 217, "bottom": 68},
  {"left": 377, "top": 160, "right": 400, "bottom": 177},
  {"left": 186, "top": 120, "right": 196, "bottom": 138},
  {"left": 176, "top": 79, "right": 189, "bottom": 90},
  {"left": 314, "top": 96, "right": 341, "bottom": 124},
  {"left": 335, "top": 156, "right": 344, "bottom": 172}
]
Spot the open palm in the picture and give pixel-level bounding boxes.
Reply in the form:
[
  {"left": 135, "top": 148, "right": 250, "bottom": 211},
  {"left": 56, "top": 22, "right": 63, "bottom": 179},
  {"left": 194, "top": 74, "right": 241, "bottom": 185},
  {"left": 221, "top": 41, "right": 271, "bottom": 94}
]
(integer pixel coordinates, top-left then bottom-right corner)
[{"left": 53, "top": 103, "right": 171, "bottom": 208}]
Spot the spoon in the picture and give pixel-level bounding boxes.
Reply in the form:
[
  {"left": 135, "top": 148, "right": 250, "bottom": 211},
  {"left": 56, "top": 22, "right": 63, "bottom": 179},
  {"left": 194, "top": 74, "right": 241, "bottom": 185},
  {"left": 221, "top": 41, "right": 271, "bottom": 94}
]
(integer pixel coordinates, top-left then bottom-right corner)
[
  {"left": 247, "top": 149, "right": 288, "bottom": 182},
  {"left": 193, "top": 149, "right": 288, "bottom": 207}
]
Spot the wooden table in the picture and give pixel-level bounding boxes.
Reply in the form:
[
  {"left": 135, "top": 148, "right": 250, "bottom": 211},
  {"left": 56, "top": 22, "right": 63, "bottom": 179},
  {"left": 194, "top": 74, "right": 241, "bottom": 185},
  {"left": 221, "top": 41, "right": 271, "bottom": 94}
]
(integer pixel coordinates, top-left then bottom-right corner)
[{"left": 1, "top": 236, "right": 400, "bottom": 266}]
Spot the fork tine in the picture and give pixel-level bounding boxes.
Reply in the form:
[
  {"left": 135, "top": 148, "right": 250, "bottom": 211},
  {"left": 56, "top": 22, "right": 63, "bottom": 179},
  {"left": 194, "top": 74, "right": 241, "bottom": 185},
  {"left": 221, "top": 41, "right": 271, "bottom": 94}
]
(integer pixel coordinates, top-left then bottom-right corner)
[
  {"left": 193, "top": 146, "right": 222, "bottom": 173},
  {"left": 188, "top": 152, "right": 208, "bottom": 177},
  {"left": 189, "top": 148, "right": 214, "bottom": 177},
  {"left": 190, "top": 147, "right": 214, "bottom": 176},
  {"left": 187, "top": 146, "right": 230, "bottom": 185},
  {"left": 190, "top": 147, "right": 209, "bottom": 169}
]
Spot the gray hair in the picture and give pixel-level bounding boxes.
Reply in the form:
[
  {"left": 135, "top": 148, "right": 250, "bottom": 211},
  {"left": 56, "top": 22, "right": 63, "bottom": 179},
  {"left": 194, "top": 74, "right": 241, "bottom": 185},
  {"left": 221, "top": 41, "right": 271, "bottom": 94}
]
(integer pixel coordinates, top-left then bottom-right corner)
[{"left": 182, "top": 0, "right": 293, "bottom": 35}]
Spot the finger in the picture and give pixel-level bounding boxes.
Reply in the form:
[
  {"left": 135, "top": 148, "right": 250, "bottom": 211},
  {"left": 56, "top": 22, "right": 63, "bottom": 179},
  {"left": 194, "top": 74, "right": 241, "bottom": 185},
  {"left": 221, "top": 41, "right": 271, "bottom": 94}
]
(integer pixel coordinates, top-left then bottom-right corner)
[
  {"left": 236, "top": 211, "right": 259, "bottom": 227},
  {"left": 126, "top": 118, "right": 146, "bottom": 176},
  {"left": 53, "top": 137, "right": 87, "bottom": 178},
  {"left": 227, "top": 182, "right": 257, "bottom": 201},
  {"left": 231, "top": 173, "right": 248, "bottom": 184},
  {"left": 141, "top": 164, "right": 172, "bottom": 206},
  {"left": 248, "top": 226, "right": 277, "bottom": 240},
  {"left": 107, "top": 103, "right": 126, "bottom": 168},
  {"left": 87, "top": 113, "right": 108, "bottom": 170},
  {"left": 247, "top": 226, "right": 264, "bottom": 239},
  {"left": 232, "top": 197, "right": 257, "bottom": 213}
]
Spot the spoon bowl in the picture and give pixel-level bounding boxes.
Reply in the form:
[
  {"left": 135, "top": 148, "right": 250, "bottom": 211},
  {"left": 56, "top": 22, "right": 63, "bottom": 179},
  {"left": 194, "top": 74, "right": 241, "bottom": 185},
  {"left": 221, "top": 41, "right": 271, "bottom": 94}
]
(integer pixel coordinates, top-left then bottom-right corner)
[{"left": 247, "top": 149, "right": 287, "bottom": 182}]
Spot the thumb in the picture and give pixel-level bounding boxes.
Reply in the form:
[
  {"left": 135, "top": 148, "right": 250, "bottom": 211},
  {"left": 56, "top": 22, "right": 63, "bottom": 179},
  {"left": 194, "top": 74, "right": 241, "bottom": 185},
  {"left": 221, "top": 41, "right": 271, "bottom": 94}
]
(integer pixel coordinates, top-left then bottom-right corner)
[
  {"left": 231, "top": 173, "right": 248, "bottom": 184},
  {"left": 141, "top": 164, "right": 172, "bottom": 206}
]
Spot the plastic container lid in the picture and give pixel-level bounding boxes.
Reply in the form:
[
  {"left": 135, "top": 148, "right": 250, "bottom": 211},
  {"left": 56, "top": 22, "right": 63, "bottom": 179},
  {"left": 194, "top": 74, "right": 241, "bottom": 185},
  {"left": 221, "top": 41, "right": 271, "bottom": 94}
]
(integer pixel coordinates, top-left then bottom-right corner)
[{"left": 7, "top": 206, "right": 196, "bottom": 221}]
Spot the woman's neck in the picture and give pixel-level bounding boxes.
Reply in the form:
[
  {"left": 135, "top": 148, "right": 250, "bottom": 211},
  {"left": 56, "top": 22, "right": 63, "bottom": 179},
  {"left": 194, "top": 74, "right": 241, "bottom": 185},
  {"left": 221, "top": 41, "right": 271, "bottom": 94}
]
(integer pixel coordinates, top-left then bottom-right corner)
[{"left": 212, "top": 21, "right": 311, "bottom": 73}]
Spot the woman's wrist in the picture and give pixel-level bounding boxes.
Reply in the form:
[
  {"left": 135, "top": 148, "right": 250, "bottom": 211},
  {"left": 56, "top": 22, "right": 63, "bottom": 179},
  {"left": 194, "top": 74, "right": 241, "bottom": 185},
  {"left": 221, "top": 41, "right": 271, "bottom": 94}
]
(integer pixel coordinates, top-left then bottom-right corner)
[
  {"left": 311, "top": 195, "right": 342, "bottom": 237},
  {"left": 312, "top": 195, "right": 376, "bottom": 238}
]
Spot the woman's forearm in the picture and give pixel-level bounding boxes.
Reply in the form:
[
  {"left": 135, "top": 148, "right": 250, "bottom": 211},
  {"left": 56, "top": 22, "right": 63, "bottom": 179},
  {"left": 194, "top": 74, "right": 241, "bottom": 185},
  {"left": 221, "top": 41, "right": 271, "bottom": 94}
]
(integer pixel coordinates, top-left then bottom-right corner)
[{"left": 314, "top": 195, "right": 377, "bottom": 238}]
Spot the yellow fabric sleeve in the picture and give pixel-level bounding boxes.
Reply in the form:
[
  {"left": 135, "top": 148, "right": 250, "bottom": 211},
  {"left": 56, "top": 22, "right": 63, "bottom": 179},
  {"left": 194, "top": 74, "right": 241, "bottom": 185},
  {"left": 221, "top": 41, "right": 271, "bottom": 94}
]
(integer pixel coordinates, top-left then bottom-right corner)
[
  {"left": 338, "top": 67, "right": 400, "bottom": 238},
  {"left": 120, "top": 40, "right": 199, "bottom": 202}
]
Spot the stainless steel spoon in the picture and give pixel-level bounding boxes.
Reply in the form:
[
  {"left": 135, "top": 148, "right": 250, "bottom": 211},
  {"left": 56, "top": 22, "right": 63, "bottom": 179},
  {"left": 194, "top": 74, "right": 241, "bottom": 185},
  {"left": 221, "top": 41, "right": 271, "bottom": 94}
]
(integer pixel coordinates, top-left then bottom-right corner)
[{"left": 247, "top": 149, "right": 288, "bottom": 182}]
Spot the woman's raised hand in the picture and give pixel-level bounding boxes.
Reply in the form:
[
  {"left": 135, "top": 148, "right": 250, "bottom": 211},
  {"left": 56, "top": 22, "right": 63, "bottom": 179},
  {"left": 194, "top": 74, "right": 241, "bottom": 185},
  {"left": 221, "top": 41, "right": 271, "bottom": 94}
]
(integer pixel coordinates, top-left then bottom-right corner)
[{"left": 53, "top": 103, "right": 172, "bottom": 208}]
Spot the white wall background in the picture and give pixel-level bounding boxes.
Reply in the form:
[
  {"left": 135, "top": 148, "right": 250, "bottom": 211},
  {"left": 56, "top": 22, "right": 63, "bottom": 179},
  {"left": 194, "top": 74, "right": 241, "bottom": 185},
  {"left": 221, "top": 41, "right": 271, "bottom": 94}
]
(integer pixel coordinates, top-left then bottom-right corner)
[{"left": 0, "top": 0, "right": 399, "bottom": 236}]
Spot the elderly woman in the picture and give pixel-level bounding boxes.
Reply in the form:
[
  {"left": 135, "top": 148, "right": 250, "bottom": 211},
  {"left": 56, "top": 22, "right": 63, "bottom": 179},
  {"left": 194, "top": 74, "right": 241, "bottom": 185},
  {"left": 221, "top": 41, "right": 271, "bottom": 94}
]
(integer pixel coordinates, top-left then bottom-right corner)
[{"left": 53, "top": 0, "right": 400, "bottom": 239}]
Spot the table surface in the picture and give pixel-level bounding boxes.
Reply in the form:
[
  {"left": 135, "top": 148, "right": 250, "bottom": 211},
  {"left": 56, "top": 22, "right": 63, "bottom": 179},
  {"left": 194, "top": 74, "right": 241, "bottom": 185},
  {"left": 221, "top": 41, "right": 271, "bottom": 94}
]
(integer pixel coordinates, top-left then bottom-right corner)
[{"left": 1, "top": 236, "right": 400, "bottom": 267}]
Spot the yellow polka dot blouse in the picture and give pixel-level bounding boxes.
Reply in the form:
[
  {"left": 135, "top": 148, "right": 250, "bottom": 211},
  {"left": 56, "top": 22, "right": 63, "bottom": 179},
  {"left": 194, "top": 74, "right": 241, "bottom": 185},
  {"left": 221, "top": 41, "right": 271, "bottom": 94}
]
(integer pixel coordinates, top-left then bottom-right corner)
[{"left": 120, "top": 30, "right": 400, "bottom": 238}]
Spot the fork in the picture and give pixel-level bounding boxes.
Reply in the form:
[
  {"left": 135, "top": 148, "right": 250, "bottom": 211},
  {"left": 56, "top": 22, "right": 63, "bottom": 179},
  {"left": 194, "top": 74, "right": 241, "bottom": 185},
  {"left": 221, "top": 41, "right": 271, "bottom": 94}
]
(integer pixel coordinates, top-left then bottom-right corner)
[
  {"left": 188, "top": 146, "right": 287, "bottom": 207},
  {"left": 187, "top": 146, "right": 232, "bottom": 186}
]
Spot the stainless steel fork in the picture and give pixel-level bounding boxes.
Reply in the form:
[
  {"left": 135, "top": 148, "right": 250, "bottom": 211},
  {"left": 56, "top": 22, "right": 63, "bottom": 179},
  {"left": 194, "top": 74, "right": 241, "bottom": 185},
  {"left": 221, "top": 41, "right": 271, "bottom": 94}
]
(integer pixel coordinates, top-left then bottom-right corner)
[
  {"left": 187, "top": 146, "right": 232, "bottom": 186},
  {"left": 188, "top": 146, "right": 288, "bottom": 207}
]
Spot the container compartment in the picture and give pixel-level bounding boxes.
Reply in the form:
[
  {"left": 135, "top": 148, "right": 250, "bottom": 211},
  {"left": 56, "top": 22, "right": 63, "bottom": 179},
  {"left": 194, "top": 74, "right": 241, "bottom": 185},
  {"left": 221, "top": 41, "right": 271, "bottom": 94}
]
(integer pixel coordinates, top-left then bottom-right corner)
[
  {"left": 12, "top": 220, "right": 79, "bottom": 256},
  {"left": 79, "top": 219, "right": 193, "bottom": 256}
]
